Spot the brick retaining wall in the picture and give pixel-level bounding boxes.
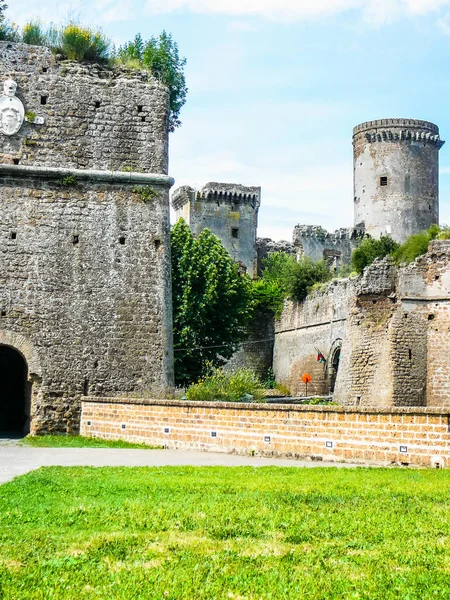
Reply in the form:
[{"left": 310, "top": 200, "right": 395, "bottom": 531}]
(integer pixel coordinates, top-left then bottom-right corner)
[{"left": 80, "top": 398, "right": 450, "bottom": 467}]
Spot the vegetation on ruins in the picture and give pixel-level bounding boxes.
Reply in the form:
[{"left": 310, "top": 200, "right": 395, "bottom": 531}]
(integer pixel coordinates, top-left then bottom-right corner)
[
  {"left": 392, "top": 224, "right": 442, "bottom": 265},
  {"left": 21, "top": 21, "right": 47, "bottom": 46},
  {"left": 116, "top": 33, "right": 188, "bottom": 132},
  {"left": 2, "top": 466, "right": 450, "bottom": 598},
  {"left": 0, "top": 1, "right": 19, "bottom": 41},
  {"left": 351, "top": 225, "right": 450, "bottom": 273},
  {"left": 54, "top": 24, "right": 111, "bottom": 63},
  {"left": 171, "top": 219, "right": 252, "bottom": 386},
  {"left": 351, "top": 235, "right": 400, "bottom": 273},
  {"left": 260, "top": 251, "right": 333, "bottom": 307},
  {"left": 132, "top": 185, "right": 159, "bottom": 202},
  {"left": 1, "top": 3, "right": 187, "bottom": 130},
  {"left": 185, "top": 367, "right": 264, "bottom": 402}
]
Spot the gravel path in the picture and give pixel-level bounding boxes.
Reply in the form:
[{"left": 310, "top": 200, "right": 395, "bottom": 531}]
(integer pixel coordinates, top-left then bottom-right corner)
[{"left": 0, "top": 439, "right": 360, "bottom": 484}]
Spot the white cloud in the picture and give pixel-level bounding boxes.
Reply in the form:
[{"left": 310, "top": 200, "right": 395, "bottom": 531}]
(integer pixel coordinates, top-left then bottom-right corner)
[
  {"left": 228, "top": 21, "right": 259, "bottom": 32},
  {"left": 145, "top": 0, "right": 450, "bottom": 23}
]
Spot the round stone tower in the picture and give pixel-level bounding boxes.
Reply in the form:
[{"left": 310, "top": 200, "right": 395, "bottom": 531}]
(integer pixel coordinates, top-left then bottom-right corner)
[{"left": 353, "top": 119, "right": 445, "bottom": 243}]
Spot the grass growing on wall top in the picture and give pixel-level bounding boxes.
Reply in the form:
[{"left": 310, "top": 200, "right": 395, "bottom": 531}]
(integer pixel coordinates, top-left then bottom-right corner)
[{"left": 1, "top": 466, "right": 450, "bottom": 599}]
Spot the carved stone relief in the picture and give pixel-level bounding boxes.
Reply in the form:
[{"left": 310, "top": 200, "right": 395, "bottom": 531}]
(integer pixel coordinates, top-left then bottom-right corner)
[{"left": 0, "top": 79, "right": 24, "bottom": 136}]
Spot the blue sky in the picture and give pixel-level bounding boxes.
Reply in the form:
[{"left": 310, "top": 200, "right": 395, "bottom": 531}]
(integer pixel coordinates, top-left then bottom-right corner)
[{"left": 10, "top": 0, "right": 450, "bottom": 240}]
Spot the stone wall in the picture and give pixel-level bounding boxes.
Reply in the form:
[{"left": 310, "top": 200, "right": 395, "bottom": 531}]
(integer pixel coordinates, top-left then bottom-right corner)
[
  {"left": 0, "top": 42, "right": 174, "bottom": 433},
  {"left": 1, "top": 42, "right": 169, "bottom": 173},
  {"left": 80, "top": 397, "right": 450, "bottom": 468},
  {"left": 274, "top": 240, "right": 450, "bottom": 409},
  {"left": 292, "top": 224, "right": 364, "bottom": 267},
  {"left": 224, "top": 309, "right": 274, "bottom": 379},
  {"left": 353, "top": 119, "right": 444, "bottom": 243},
  {"left": 273, "top": 278, "right": 356, "bottom": 396}
]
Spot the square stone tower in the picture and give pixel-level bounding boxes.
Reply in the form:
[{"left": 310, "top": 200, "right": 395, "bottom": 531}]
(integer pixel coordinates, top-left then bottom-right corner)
[
  {"left": 172, "top": 182, "right": 261, "bottom": 276},
  {"left": 0, "top": 42, "right": 174, "bottom": 434}
]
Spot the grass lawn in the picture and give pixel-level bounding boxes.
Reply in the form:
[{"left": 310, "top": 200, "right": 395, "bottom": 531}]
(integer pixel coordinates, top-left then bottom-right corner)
[
  {"left": 20, "top": 435, "right": 162, "bottom": 450},
  {"left": 1, "top": 467, "right": 450, "bottom": 599}
]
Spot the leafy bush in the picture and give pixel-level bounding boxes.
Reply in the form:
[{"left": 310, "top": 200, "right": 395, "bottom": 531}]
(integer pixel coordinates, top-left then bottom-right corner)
[
  {"left": 249, "top": 278, "right": 284, "bottom": 317},
  {"left": 54, "top": 24, "right": 111, "bottom": 62},
  {"left": 392, "top": 225, "right": 440, "bottom": 264},
  {"left": 22, "top": 21, "right": 47, "bottom": 45},
  {"left": 116, "top": 32, "right": 187, "bottom": 131},
  {"left": 437, "top": 226, "right": 450, "bottom": 240},
  {"left": 287, "top": 256, "right": 332, "bottom": 302},
  {"left": 186, "top": 368, "right": 264, "bottom": 402},
  {"left": 263, "top": 367, "right": 276, "bottom": 389},
  {"left": 351, "top": 235, "right": 399, "bottom": 274},
  {"left": 260, "top": 252, "right": 332, "bottom": 303},
  {"left": 337, "top": 262, "right": 357, "bottom": 278},
  {"left": 301, "top": 397, "right": 338, "bottom": 405}
]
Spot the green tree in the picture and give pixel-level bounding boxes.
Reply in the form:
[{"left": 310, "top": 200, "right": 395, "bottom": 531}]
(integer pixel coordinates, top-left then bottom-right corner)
[
  {"left": 260, "top": 251, "right": 332, "bottom": 303},
  {"left": 171, "top": 219, "right": 252, "bottom": 386},
  {"left": 0, "top": 1, "right": 6, "bottom": 23},
  {"left": 117, "top": 31, "right": 187, "bottom": 132},
  {"left": 351, "top": 235, "right": 399, "bottom": 274}
]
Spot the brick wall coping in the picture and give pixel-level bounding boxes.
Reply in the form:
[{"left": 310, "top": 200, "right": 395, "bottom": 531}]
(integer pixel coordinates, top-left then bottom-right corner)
[
  {"left": 82, "top": 396, "right": 450, "bottom": 416},
  {"left": 0, "top": 164, "right": 174, "bottom": 188}
]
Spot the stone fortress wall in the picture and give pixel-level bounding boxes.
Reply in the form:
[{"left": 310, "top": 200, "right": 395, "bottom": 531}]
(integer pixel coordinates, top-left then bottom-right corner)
[
  {"left": 274, "top": 240, "right": 450, "bottom": 409},
  {"left": 172, "top": 182, "right": 261, "bottom": 276},
  {"left": 0, "top": 42, "right": 174, "bottom": 433}
]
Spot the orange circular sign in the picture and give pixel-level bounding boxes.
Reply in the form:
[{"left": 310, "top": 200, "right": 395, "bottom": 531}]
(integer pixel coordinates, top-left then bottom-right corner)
[{"left": 301, "top": 373, "right": 312, "bottom": 384}]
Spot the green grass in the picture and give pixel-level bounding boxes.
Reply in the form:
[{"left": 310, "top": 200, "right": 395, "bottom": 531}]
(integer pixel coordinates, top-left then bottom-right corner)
[
  {"left": 1, "top": 467, "right": 450, "bottom": 599},
  {"left": 20, "top": 435, "right": 162, "bottom": 450}
]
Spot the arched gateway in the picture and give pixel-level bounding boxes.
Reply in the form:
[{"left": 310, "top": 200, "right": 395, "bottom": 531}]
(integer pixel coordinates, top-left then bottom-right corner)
[{"left": 0, "top": 346, "right": 30, "bottom": 434}]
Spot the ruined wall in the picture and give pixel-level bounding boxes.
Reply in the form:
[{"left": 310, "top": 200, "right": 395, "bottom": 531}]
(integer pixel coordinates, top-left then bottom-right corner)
[
  {"left": 275, "top": 241, "right": 450, "bottom": 408},
  {"left": 353, "top": 119, "right": 444, "bottom": 243},
  {"left": 1, "top": 43, "right": 169, "bottom": 172},
  {"left": 333, "top": 259, "right": 398, "bottom": 407},
  {"left": 0, "top": 42, "right": 174, "bottom": 433},
  {"left": 273, "top": 278, "right": 356, "bottom": 396},
  {"left": 172, "top": 182, "right": 261, "bottom": 276},
  {"left": 292, "top": 224, "right": 364, "bottom": 267}
]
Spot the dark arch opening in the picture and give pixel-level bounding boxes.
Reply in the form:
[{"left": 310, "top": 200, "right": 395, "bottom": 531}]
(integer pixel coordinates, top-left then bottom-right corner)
[
  {"left": 0, "top": 346, "right": 29, "bottom": 435},
  {"left": 329, "top": 347, "right": 341, "bottom": 394}
]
